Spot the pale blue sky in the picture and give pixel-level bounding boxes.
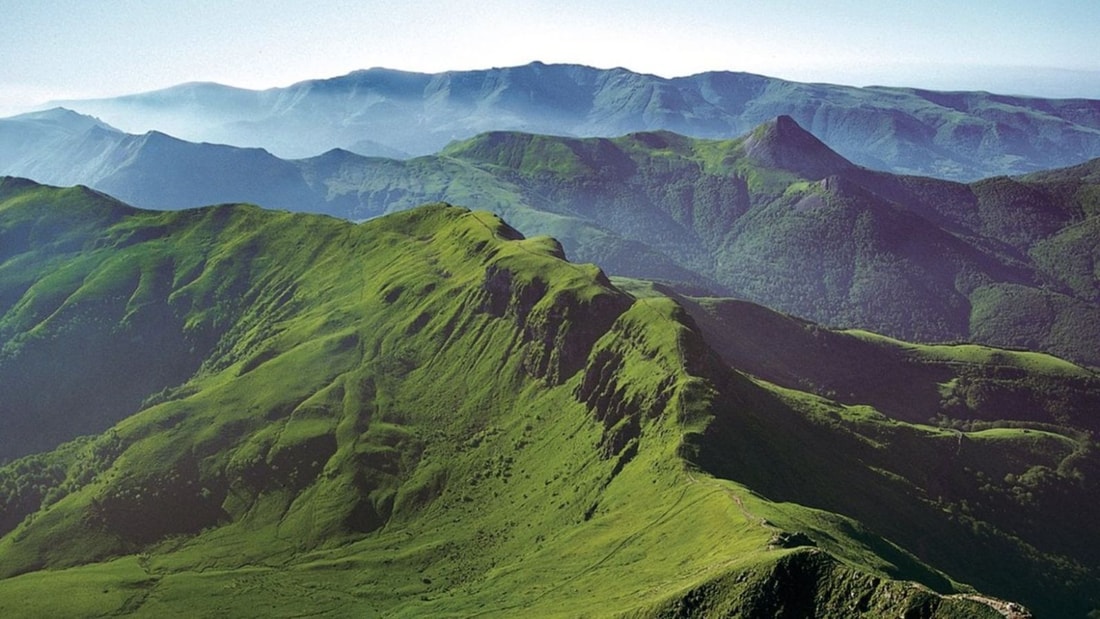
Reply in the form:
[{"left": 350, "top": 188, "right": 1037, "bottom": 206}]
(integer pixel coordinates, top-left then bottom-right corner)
[{"left": 3, "top": 0, "right": 1098, "bottom": 115}]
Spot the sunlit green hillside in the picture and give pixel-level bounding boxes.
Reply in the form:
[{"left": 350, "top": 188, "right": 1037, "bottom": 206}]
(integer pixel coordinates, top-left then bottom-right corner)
[{"left": 0, "top": 180, "right": 1096, "bottom": 616}]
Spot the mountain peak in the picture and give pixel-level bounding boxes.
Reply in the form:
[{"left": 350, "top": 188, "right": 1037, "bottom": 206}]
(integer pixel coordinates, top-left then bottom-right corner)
[
  {"left": 773, "top": 113, "right": 798, "bottom": 129},
  {"left": 741, "top": 115, "right": 855, "bottom": 179},
  {"left": 6, "top": 107, "right": 119, "bottom": 133},
  {"left": 0, "top": 175, "right": 45, "bottom": 199}
]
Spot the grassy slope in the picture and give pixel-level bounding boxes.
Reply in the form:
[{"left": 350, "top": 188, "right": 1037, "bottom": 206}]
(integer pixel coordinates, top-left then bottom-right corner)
[
  {"left": 616, "top": 279, "right": 1100, "bottom": 433},
  {"left": 694, "top": 376, "right": 1099, "bottom": 618},
  {"left": 0, "top": 182, "right": 1006, "bottom": 617},
  {"left": 0, "top": 177, "right": 346, "bottom": 461},
  {"left": 620, "top": 277, "right": 1100, "bottom": 617}
]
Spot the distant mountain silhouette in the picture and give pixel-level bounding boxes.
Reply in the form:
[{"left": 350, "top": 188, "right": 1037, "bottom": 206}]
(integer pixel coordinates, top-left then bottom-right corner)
[
  {"left": 0, "top": 108, "right": 316, "bottom": 210},
  {"left": 50, "top": 61, "right": 1100, "bottom": 180}
]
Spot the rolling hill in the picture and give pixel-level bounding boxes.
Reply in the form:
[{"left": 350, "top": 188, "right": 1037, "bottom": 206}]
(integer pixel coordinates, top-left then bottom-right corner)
[
  {"left": 0, "top": 179, "right": 1098, "bottom": 616},
  {"left": 52, "top": 61, "right": 1100, "bottom": 180}
]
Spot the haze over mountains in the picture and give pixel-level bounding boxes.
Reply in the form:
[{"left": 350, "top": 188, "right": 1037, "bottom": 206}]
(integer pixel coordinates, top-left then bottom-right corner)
[
  {"left": 0, "top": 108, "right": 319, "bottom": 211},
  {"left": 49, "top": 62, "right": 1100, "bottom": 181}
]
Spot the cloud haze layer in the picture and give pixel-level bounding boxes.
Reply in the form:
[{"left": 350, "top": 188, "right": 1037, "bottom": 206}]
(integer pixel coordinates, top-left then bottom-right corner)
[{"left": 2, "top": 0, "right": 1099, "bottom": 115}]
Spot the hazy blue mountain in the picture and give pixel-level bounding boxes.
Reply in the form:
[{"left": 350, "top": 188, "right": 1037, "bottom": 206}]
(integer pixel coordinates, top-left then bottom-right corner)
[
  {"left": 0, "top": 108, "right": 117, "bottom": 171},
  {"left": 52, "top": 62, "right": 1100, "bottom": 180},
  {"left": 0, "top": 108, "right": 318, "bottom": 210}
]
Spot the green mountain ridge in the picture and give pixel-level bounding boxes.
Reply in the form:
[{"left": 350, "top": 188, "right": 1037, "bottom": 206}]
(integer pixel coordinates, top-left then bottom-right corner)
[
  {"left": 416, "top": 122, "right": 1100, "bottom": 368},
  {"left": 618, "top": 279, "right": 1100, "bottom": 433},
  {"left": 0, "top": 180, "right": 1097, "bottom": 616},
  {"left": 4, "top": 111, "right": 1100, "bottom": 368}
]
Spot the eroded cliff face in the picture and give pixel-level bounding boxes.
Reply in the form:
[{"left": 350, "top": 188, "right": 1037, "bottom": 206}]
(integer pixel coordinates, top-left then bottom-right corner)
[{"left": 475, "top": 262, "right": 631, "bottom": 385}]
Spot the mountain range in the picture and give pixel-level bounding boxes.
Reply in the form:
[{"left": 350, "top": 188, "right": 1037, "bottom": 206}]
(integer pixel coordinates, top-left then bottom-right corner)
[
  {"left": 2, "top": 178, "right": 1098, "bottom": 616},
  {"left": 4, "top": 108, "right": 1100, "bottom": 369},
  {"left": 0, "top": 108, "right": 319, "bottom": 211},
  {"left": 50, "top": 61, "right": 1100, "bottom": 181},
  {"left": 4, "top": 61, "right": 1100, "bottom": 617}
]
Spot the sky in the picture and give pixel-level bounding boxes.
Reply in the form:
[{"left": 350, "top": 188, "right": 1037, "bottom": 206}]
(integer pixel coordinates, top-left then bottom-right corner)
[{"left": 3, "top": 0, "right": 1100, "bottom": 116}]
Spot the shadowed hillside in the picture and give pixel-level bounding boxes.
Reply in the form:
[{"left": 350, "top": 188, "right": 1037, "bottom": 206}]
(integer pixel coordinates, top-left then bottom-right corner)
[{"left": 425, "top": 121, "right": 1100, "bottom": 367}]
